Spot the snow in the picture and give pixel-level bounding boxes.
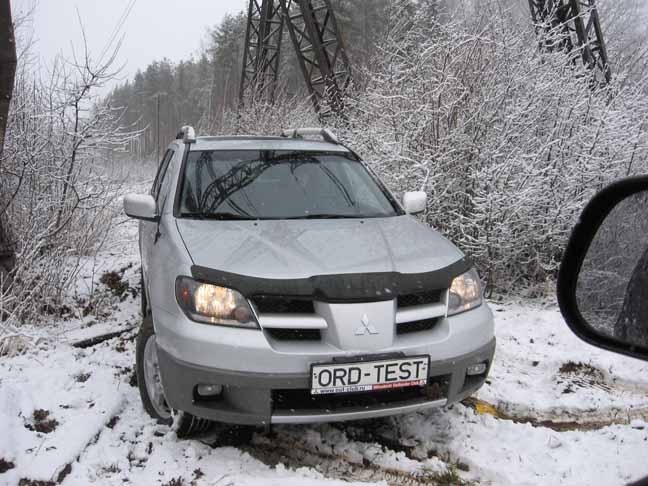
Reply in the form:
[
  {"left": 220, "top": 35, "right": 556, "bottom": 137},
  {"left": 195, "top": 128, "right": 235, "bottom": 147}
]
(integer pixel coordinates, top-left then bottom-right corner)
[
  {"left": 0, "top": 342, "right": 126, "bottom": 482},
  {"left": 1, "top": 217, "right": 648, "bottom": 485},
  {"left": 481, "top": 302, "right": 648, "bottom": 422}
]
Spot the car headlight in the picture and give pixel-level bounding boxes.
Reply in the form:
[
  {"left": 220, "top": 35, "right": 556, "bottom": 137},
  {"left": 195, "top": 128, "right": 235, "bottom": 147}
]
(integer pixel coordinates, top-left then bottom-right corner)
[
  {"left": 175, "top": 276, "right": 258, "bottom": 328},
  {"left": 447, "top": 268, "right": 483, "bottom": 316}
]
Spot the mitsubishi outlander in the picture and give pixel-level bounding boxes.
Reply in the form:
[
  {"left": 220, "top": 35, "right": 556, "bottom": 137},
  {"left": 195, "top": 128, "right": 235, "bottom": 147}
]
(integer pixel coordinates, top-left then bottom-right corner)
[{"left": 123, "top": 126, "right": 496, "bottom": 440}]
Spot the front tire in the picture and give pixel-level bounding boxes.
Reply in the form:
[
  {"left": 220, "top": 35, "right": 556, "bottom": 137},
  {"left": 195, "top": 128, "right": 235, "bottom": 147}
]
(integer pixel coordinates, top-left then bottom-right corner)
[{"left": 136, "top": 315, "right": 212, "bottom": 438}]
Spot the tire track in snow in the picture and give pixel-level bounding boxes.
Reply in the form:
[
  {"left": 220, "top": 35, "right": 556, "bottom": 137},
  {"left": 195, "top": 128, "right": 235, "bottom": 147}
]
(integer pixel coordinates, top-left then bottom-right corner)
[
  {"left": 462, "top": 397, "right": 648, "bottom": 431},
  {"left": 244, "top": 429, "right": 475, "bottom": 486},
  {"left": 476, "top": 351, "right": 648, "bottom": 432}
]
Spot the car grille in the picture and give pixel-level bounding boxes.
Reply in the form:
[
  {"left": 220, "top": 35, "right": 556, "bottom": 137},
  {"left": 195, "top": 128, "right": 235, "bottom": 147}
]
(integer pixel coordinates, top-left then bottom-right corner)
[
  {"left": 253, "top": 296, "right": 315, "bottom": 314},
  {"left": 257, "top": 290, "right": 446, "bottom": 340},
  {"left": 396, "top": 317, "right": 440, "bottom": 335},
  {"left": 266, "top": 328, "right": 321, "bottom": 341},
  {"left": 255, "top": 291, "right": 445, "bottom": 313},
  {"left": 397, "top": 290, "right": 445, "bottom": 308}
]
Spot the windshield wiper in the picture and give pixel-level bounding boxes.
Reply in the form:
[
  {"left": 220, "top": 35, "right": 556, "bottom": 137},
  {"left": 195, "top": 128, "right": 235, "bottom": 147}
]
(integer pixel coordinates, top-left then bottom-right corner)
[{"left": 181, "top": 212, "right": 257, "bottom": 221}]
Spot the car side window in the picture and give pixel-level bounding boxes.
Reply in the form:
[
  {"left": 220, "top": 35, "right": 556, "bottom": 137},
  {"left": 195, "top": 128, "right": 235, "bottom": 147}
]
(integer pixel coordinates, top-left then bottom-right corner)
[
  {"left": 157, "top": 153, "right": 177, "bottom": 207},
  {"left": 151, "top": 149, "right": 174, "bottom": 201}
]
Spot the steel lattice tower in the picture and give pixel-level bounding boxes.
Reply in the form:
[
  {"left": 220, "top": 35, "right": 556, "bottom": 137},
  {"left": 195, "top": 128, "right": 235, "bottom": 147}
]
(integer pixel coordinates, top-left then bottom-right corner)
[
  {"left": 239, "top": 0, "right": 285, "bottom": 104},
  {"left": 528, "top": 0, "right": 611, "bottom": 84},
  {"left": 240, "top": 0, "right": 352, "bottom": 116}
]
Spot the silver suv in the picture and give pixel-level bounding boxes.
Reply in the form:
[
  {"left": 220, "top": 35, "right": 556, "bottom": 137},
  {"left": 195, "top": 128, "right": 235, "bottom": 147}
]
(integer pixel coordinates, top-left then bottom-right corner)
[{"left": 124, "top": 126, "right": 495, "bottom": 440}]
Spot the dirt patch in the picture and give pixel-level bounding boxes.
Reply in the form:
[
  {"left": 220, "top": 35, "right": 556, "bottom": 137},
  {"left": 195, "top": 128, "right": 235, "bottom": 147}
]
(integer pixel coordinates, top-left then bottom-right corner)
[
  {"left": 18, "top": 480, "right": 55, "bottom": 486},
  {"left": 74, "top": 372, "right": 91, "bottom": 383},
  {"left": 106, "top": 415, "right": 120, "bottom": 429},
  {"left": 559, "top": 361, "right": 604, "bottom": 379},
  {"left": 56, "top": 463, "right": 72, "bottom": 483},
  {"left": 25, "top": 409, "right": 59, "bottom": 434},
  {"left": 129, "top": 368, "right": 138, "bottom": 387},
  {"left": 0, "top": 457, "right": 15, "bottom": 473},
  {"left": 101, "top": 464, "right": 120, "bottom": 474},
  {"left": 100, "top": 271, "right": 129, "bottom": 298},
  {"left": 114, "top": 338, "right": 128, "bottom": 353},
  {"left": 556, "top": 361, "right": 610, "bottom": 393},
  {"left": 162, "top": 478, "right": 185, "bottom": 486}
]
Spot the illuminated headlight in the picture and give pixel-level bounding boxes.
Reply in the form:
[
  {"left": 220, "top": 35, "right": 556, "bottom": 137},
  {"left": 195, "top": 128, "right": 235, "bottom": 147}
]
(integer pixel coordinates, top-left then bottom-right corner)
[
  {"left": 175, "top": 276, "right": 258, "bottom": 328},
  {"left": 447, "top": 268, "right": 483, "bottom": 316}
]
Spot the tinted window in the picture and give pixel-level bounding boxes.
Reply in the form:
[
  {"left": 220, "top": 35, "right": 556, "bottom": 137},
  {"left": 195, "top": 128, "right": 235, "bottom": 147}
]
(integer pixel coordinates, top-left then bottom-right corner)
[{"left": 178, "top": 150, "right": 400, "bottom": 220}]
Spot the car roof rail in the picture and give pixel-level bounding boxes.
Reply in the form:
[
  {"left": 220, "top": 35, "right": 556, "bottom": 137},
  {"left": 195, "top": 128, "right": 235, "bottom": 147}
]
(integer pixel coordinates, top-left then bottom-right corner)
[
  {"left": 176, "top": 125, "right": 196, "bottom": 144},
  {"left": 280, "top": 127, "right": 339, "bottom": 144}
]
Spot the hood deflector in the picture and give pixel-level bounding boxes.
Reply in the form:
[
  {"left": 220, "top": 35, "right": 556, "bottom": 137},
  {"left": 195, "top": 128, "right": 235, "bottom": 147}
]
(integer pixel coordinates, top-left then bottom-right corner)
[{"left": 191, "top": 257, "right": 472, "bottom": 303}]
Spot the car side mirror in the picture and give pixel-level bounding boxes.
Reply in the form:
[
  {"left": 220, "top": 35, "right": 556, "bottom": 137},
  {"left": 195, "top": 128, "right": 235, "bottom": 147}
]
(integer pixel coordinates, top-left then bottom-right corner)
[
  {"left": 124, "top": 194, "right": 159, "bottom": 222},
  {"left": 558, "top": 176, "right": 648, "bottom": 361},
  {"left": 403, "top": 191, "right": 427, "bottom": 214}
]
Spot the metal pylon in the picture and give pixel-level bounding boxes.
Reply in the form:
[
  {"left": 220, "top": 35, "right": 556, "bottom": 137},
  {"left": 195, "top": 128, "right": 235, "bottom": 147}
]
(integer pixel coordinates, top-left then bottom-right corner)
[
  {"left": 528, "top": 0, "right": 611, "bottom": 84},
  {"left": 239, "top": 0, "right": 352, "bottom": 116}
]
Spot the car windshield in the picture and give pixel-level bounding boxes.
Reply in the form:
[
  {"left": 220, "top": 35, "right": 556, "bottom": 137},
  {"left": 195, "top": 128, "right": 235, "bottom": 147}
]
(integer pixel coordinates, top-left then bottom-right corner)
[{"left": 178, "top": 150, "right": 401, "bottom": 220}]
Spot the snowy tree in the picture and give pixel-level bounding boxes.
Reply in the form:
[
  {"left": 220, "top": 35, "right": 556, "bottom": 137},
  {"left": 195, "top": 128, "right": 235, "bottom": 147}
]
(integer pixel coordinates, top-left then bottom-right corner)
[
  {"left": 0, "top": 19, "right": 140, "bottom": 344},
  {"left": 335, "top": 0, "right": 648, "bottom": 294}
]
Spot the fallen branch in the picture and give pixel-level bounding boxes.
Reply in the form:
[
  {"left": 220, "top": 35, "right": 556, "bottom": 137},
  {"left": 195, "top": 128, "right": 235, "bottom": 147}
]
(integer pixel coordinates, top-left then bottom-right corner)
[{"left": 71, "top": 325, "right": 136, "bottom": 348}]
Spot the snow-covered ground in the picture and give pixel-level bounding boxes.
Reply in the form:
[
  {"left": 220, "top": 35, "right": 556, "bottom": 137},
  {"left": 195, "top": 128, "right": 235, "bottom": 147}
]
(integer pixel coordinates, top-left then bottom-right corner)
[{"left": 2, "top": 215, "right": 648, "bottom": 486}]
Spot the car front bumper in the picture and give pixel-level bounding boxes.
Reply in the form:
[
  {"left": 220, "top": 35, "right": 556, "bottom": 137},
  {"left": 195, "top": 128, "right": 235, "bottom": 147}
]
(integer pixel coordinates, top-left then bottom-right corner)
[{"left": 157, "top": 336, "right": 496, "bottom": 426}]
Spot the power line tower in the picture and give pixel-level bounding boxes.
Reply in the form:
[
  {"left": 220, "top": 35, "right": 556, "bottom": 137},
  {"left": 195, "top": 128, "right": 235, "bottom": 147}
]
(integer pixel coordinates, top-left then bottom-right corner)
[
  {"left": 528, "top": 0, "right": 611, "bottom": 84},
  {"left": 239, "top": 0, "right": 285, "bottom": 105},
  {"left": 239, "top": 0, "right": 352, "bottom": 117}
]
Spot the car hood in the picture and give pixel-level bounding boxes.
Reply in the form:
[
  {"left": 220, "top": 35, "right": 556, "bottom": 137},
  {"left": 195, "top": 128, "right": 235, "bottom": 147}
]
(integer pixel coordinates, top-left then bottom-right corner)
[{"left": 175, "top": 216, "right": 464, "bottom": 280}]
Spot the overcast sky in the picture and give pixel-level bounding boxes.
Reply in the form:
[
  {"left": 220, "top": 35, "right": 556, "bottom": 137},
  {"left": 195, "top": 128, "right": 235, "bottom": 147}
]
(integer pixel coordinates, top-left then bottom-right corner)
[{"left": 12, "top": 0, "right": 246, "bottom": 90}]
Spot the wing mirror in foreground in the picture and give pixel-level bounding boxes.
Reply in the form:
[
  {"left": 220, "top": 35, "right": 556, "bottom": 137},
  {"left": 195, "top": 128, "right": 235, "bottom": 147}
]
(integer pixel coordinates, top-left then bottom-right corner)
[
  {"left": 558, "top": 176, "right": 648, "bottom": 361},
  {"left": 403, "top": 191, "right": 427, "bottom": 214},
  {"left": 124, "top": 194, "right": 159, "bottom": 222}
]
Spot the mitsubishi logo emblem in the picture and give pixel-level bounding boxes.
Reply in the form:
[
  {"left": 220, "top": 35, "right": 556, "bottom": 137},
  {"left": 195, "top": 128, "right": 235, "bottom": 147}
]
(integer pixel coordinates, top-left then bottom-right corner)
[{"left": 355, "top": 313, "right": 379, "bottom": 336}]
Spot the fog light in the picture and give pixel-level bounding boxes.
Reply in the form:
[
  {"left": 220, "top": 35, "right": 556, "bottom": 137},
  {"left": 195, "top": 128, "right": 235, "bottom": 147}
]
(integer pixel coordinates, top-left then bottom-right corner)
[
  {"left": 196, "top": 384, "right": 223, "bottom": 397},
  {"left": 466, "top": 362, "right": 487, "bottom": 376}
]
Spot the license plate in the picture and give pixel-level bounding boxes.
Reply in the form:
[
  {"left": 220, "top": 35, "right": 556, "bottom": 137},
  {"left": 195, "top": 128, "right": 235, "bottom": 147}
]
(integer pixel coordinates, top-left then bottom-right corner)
[{"left": 310, "top": 355, "right": 429, "bottom": 395}]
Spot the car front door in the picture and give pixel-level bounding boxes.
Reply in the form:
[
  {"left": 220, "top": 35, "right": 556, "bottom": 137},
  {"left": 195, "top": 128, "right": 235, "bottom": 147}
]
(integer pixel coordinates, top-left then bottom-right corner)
[{"left": 140, "top": 148, "right": 175, "bottom": 304}]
